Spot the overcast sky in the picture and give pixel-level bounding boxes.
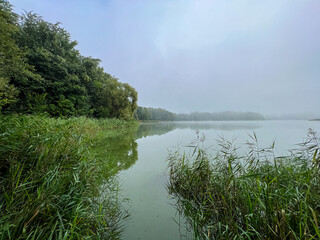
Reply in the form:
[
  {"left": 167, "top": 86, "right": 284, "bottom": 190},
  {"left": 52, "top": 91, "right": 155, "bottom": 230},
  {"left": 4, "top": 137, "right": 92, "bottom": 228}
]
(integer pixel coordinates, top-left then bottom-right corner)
[{"left": 10, "top": 0, "right": 320, "bottom": 116}]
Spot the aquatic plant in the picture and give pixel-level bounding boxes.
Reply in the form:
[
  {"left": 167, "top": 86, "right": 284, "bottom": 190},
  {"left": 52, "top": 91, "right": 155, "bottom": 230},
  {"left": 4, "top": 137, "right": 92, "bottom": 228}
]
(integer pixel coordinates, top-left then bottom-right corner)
[
  {"left": 167, "top": 130, "right": 320, "bottom": 239},
  {"left": 0, "top": 115, "right": 136, "bottom": 239}
]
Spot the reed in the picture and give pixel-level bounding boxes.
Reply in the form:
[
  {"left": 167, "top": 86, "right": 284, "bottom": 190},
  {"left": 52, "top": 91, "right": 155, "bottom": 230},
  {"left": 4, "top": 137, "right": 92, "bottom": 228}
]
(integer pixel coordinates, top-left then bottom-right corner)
[
  {"left": 0, "top": 115, "right": 136, "bottom": 239},
  {"left": 167, "top": 129, "right": 320, "bottom": 239}
]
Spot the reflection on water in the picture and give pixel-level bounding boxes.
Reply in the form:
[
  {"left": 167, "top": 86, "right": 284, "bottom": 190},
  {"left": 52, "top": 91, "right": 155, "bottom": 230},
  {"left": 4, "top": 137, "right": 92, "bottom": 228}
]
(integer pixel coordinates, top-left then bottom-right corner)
[
  {"left": 101, "top": 120, "right": 319, "bottom": 175},
  {"left": 100, "top": 121, "right": 262, "bottom": 173},
  {"left": 136, "top": 121, "right": 261, "bottom": 139},
  {"left": 93, "top": 124, "right": 139, "bottom": 174},
  {"left": 104, "top": 133, "right": 138, "bottom": 172},
  {"left": 136, "top": 122, "right": 177, "bottom": 138},
  {"left": 102, "top": 121, "right": 320, "bottom": 240}
]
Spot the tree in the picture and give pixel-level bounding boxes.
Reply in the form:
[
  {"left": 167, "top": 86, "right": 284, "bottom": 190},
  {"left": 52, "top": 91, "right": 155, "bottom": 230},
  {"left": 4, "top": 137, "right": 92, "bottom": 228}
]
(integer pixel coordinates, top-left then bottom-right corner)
[
  {"left": 13, "top": 13, "right": 89, "bottom": 116},
  {"left": 0, "top": 1, "right": 20, "bottom": 110},
  {"left": 92, "top": 73, "right": 137, "bottom": 120},
  {"left": 1, "top": 3, "right": 138, "bottom": 119},
  {"left": 135, "top": 107, "right": 175, "bottom": 121}
]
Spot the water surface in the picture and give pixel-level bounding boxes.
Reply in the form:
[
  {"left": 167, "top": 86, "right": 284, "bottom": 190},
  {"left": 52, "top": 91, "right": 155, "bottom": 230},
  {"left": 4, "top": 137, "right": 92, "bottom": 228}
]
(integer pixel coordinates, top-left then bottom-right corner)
[{"left": 118, "top": 120, "right": 320, "bottom": 240}]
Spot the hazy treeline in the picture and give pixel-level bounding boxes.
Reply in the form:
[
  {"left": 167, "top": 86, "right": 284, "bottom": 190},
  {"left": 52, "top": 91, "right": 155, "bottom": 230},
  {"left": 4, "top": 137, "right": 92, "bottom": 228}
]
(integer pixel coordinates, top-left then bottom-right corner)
[
  {"left": 135, "top": 106, "right": 264, "bottom": 121},
  {"left": 135, "top": 106, "right": 175, "bottom": 121},
  {"left": 176, "top": 111, "right": 264, "bottom": 121},
  {"left": 0, "top": 1, "right": 137, "bottom": 120}
]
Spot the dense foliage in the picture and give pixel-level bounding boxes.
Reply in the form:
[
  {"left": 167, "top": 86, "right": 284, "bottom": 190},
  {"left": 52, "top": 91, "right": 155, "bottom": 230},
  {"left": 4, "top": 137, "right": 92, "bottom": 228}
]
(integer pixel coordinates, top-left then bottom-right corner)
[
  {"left": 0, "top": 0, "right": 25, "bottom": 110},
  {"left": 0, "top": 1, "right": 137, "bottom": 120},
  {"left": 168, "top": 130, "right": 320, "bottom": 239},
  {"left": 0, "top": 115, "right": 138, "bottom": 239}
]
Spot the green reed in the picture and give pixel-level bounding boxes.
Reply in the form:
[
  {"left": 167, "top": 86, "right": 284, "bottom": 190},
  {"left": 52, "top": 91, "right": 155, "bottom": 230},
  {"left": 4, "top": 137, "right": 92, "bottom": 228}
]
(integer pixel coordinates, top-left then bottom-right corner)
[
  {"left": 0, "top": 115, "right": 137, "bottom": 240},
  {"left": 167, "top": 130, "right": 320, "bottom": 239}
]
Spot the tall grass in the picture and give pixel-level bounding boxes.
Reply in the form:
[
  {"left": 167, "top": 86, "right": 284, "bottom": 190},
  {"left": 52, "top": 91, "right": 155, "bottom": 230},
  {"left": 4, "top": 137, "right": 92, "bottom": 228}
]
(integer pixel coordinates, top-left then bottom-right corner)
[
  {"left": 167, "top": 129, "right": 320, "bottom": 239},
  {"left": 0, "top": 115, "right": 137, "bottom": 239}
]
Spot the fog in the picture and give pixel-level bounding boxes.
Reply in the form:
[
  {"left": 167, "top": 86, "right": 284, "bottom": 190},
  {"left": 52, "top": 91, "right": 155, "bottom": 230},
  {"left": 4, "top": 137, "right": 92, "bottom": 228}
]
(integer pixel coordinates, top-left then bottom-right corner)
[{"left": 11, "top": 0, "right": 320, "bottom": 118}]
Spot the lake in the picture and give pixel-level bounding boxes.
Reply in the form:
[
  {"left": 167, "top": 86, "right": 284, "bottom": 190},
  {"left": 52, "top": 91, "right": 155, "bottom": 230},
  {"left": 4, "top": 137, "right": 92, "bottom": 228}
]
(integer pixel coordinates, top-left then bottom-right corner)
[{"left": 118, "top": 120, "right": 320, "bottom": 240}]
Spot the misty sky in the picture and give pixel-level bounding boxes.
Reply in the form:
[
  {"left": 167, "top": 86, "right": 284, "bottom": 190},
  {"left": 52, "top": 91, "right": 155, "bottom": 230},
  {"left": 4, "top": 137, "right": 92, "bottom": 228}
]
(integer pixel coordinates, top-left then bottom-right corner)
[{"left": 10, "top": 0, "right": 320, "bottom": 116}]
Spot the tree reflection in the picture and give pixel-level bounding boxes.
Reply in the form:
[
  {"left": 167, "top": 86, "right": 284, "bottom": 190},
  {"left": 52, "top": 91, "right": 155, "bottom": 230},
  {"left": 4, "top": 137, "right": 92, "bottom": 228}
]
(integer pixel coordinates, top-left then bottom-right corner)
[
  {"left": 92, "top": 124, "right": 139, "bottom": 174},
  {"left": 136, "top": 122, "right": 177, "bottom": 139},
  {"left": 93, "top": 121, "right": 261, "bottom": 175},
  {"left": 136, "top": 121, "right": 261, "bottom": 139}
]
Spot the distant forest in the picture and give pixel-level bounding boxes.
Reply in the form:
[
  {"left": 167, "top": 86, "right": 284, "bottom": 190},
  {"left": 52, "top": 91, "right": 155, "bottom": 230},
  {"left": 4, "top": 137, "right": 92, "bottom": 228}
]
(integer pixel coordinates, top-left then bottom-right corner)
[
  {"left": 0, "top": 1, "right": 137, "bottom": 120},
  {"left": 135, "top": 107, "right": 264, "bottom": 121}
]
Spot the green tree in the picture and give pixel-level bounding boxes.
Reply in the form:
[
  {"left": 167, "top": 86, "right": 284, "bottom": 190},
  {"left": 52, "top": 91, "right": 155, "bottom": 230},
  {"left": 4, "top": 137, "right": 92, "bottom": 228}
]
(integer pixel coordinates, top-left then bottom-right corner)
[
  {"left": 92, "top": 73, "right": 137, "bottom": 120},
  {"left": 135, "top": 107, "right": 175, "bottom": 121},
  {"left": 0, "top": 1, "right": 21, "bottom": 110},
  {"left": 1, "top": 2, "right": 138, "bottom": 119},
  {"left": 14, "top": 13, "right": 89, "bottom": 116}
]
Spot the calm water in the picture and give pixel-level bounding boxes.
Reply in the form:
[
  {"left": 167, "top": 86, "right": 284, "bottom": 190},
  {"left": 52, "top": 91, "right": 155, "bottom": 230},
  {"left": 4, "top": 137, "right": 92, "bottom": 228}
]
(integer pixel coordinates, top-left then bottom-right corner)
[{"left": 117, "top": 120, "right": 320, "bottom": 240}]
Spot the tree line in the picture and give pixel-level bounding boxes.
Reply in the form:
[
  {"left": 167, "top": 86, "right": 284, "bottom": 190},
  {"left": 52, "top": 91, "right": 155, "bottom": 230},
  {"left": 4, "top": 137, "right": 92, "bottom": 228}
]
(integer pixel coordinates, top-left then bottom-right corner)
[
  {"left": 175, "top": 111, "right": 264, "bottom": 121},
  {"left": 135, "top": 107, "right": 264, "bottom": 121},
  {"left": 0, "top": 0, "right": 137, "bottom": 120},
  {"left": 135, "top": 107, "right": 175, "bottom": 121}
]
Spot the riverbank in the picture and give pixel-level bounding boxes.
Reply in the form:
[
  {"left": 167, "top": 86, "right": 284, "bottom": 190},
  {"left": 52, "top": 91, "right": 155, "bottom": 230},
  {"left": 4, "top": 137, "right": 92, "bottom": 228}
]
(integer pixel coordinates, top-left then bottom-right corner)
[
  {"left": 167, "top": 130, "right": 320, "bottom": 239},
  {"left": 0, "top": 115, "right": 138, "bottom": 239}
]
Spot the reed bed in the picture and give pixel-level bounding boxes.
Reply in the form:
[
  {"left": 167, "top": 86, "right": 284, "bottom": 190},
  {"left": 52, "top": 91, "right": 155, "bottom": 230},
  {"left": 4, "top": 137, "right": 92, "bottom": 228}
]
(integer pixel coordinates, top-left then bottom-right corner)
[
  {"left": 167, "top": 130, "right": 320, "bottom": 239},
  {"left": 0, "top": 115, "right": 136, "bottom": 239}
]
